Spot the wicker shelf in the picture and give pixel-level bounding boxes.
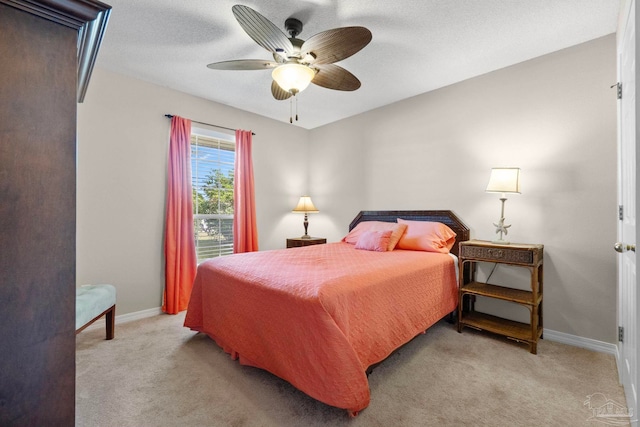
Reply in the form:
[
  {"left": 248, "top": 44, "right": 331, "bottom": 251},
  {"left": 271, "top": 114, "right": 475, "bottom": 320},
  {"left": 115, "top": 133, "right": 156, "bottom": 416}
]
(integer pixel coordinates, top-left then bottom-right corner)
[
  {"left": 462, "top": 282, "right": 542, "bottom": 306},
  {"left": 457, "top": 240, "right": 544, "bottom": 354},
  {"left": 461, "top": 311, "right": 542, "bottom": 343}
]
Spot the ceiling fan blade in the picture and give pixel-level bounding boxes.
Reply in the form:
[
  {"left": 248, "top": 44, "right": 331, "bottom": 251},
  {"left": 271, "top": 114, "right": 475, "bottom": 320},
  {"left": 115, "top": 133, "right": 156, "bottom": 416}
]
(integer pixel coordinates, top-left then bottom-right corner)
[
  {"left": 232, "top": 5, "right": 294, "bottom": 56},
  {"left": 301, "top": 27, "right": 372, "bottom": 65},
  {"left": 207, "top": 59, "right": 279, "bottom": 70},
  {"left": 312, "top": 64, "right": 361, "bottom": 91},
  {"left": 271, "top": 80, "right": 292, "bottom": 100}
]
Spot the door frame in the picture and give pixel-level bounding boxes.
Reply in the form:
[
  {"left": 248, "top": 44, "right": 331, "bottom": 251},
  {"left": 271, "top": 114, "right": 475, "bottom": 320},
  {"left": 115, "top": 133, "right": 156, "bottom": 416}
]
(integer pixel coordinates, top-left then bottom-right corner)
[{"left": 617, "top": 1, "right": 639, "bottom": 425}]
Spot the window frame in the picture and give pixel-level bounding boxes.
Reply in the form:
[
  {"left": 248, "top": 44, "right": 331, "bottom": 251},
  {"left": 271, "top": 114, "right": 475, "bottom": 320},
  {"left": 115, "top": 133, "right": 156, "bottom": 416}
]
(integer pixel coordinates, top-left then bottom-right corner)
[{"left": 190, "top": 126, "right": 236, "bottom": 263}]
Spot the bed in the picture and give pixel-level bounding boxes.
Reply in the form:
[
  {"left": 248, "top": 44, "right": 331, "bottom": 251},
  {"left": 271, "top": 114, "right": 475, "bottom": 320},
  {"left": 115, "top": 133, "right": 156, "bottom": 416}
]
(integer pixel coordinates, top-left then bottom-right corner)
[{"left": 184, "top": 210, "right": 470, "bottom": 415}]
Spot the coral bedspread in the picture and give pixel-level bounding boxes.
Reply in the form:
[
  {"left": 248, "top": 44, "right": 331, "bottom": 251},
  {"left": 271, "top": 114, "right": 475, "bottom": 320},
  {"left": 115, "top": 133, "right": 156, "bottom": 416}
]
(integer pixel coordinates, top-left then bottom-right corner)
[{"left": 184, "top": 241, "right": 457, "bottom": 413}]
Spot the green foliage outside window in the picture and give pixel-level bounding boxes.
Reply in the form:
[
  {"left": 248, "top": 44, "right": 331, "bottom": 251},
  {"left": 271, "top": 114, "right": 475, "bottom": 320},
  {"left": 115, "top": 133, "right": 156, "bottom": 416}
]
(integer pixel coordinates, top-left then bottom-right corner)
[{"left": 193, "top": 169, "right": 234, "bottom": 216}]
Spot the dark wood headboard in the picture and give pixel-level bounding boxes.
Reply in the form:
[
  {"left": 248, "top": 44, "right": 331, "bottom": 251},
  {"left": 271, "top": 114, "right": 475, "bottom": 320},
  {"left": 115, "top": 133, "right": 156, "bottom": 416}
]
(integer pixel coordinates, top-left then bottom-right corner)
[{"left": 348, "top": 210, "right": 470, "bottom": 257}]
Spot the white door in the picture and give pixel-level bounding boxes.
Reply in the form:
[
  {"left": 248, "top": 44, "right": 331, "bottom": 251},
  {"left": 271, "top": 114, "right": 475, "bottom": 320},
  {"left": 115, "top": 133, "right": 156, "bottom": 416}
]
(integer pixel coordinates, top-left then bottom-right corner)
[{"left": 618, "top": 0, "right": 638, "bottom": 424}]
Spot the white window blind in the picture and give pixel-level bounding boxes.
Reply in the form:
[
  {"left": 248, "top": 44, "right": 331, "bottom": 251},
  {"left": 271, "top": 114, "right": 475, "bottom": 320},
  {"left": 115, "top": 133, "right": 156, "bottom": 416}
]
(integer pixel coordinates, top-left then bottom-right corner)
[{"left": 191, "top": 131, "right": 235, "bottom": 263}]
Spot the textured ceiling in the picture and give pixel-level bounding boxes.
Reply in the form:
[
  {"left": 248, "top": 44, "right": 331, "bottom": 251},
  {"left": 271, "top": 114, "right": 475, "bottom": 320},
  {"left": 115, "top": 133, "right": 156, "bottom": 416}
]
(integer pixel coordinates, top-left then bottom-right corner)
[{"left": 96, "top": 0, "right": 620, "bottom": 129}]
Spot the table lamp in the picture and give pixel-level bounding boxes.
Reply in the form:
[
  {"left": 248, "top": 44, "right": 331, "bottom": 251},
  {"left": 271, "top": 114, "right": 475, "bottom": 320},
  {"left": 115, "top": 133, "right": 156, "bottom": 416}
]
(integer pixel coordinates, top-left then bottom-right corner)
[
  {"left": 292, "top": 196, "right": 319, "bottom": 239},
  {"left": 486, "top": 168, "right": 521, "bottom": 244}
]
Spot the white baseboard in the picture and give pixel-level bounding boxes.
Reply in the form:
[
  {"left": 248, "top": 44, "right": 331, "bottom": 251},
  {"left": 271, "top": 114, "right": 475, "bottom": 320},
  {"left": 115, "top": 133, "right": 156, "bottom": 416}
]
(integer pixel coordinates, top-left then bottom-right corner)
[
  {"left": 543, "top": 328, "right": 618, "bottom": 356},
  {"left": 114, "top": 306, "right": 163, "bottom": 324},
  {"left": 81, "top": 306, "right": 163, "bottom": 332}
]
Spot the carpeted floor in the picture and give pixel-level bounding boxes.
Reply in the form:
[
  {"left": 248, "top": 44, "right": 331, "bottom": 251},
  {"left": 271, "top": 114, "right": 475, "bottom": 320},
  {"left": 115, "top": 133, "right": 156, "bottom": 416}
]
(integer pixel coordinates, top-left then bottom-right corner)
[{"left": 76, "top": 312, "right": 629, "bottom": 426}]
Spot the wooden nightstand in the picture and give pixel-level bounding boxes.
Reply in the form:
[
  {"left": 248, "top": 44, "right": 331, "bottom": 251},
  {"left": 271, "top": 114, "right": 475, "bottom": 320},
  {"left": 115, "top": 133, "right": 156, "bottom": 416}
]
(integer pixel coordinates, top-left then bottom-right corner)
[
  {"left": 286, "top": 237, "right": 327, "bottom": 248},
  {"left": 457, "top": 239, "right": 544, "bottom": 354}
]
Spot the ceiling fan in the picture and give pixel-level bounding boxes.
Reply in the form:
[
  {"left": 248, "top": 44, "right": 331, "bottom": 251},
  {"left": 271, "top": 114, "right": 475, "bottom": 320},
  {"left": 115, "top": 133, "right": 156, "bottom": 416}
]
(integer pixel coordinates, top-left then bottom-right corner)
[{"left": 207, "top": 4, "right": 372, "bottom": 122}]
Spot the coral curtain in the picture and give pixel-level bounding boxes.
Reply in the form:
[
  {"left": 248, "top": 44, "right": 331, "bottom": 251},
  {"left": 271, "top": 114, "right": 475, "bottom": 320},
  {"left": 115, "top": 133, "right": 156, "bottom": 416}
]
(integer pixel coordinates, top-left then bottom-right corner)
[
  {"left": 233, "top": 130, "right": 259, "bottom": 253},
  {"left": 163, "top": 116, "right": 197, "bottom": 314}
]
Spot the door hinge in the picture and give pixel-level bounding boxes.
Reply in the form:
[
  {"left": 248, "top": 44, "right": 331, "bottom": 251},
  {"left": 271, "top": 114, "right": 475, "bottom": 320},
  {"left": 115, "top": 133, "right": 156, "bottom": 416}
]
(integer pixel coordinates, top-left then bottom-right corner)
[
  {"left": 612, "top": 82, "right": 622, "bottom": 99},
  {"left": 619, "top": 205, "right": 624, "bottom": 220},
  {"left": 619, "top": 326, "right": 624, "bottom": 342}
]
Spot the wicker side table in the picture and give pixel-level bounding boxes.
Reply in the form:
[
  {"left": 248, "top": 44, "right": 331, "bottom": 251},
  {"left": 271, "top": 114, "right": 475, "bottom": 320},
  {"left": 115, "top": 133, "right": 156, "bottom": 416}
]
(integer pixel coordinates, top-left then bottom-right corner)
[{"left": 457, "top": 239, "right": 544, "bottom": 354}]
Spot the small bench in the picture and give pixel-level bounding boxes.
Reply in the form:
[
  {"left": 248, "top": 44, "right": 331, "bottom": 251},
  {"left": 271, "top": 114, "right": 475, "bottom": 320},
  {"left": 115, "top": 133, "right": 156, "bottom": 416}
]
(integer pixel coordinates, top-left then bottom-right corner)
[{"left": 76, "top": 284, "right": 116, "bottom": 340}]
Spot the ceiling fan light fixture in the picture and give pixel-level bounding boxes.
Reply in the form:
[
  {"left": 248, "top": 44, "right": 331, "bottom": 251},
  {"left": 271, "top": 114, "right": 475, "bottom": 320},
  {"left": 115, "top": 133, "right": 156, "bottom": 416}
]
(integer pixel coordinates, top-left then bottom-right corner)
[{"left": 272, "top": 63, "right": 315, "bottom": 94}]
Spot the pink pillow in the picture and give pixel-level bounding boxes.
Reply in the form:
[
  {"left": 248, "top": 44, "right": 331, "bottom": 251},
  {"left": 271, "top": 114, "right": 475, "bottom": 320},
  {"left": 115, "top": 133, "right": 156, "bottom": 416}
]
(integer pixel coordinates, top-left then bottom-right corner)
[
  {"left": 396, "top": 219, "right": 457, "bottom": 253},
  {"left": 343, "top": 221, "right": 408, "bottom": 251},
  {"left": 355, "top": 230, "right": 392, "bottom": 252}
]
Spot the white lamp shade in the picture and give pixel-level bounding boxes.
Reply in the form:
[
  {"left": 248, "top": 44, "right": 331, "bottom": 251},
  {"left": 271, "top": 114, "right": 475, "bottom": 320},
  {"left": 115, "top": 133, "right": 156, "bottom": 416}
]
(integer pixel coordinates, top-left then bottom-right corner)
[
  {"left": 292, "top": 196, "right": 319, "bottom": 213},
  {"left": 486, "top": 168, "right": 521, "bottom": 194},
  {"left": 272, "top": 64, "right": 315, "bottom": 94}
]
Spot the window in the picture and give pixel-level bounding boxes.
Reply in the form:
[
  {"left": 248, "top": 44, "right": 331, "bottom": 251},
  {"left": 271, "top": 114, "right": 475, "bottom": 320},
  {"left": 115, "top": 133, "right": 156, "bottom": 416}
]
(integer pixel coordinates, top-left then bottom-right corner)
[{"left": 191, "top": 128, "right": 235, "bottom": 263}]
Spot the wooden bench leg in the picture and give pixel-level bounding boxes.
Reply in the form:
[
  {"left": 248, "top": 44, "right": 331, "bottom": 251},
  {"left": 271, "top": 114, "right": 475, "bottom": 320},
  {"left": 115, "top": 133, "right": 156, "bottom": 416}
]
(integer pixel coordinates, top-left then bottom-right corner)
[{"left": 105, "top": 305, "right": 115, "bottom": 340}]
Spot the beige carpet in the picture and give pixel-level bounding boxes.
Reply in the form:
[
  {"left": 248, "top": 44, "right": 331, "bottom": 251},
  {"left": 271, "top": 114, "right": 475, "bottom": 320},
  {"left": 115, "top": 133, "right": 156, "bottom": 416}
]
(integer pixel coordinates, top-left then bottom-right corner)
[{"left": 76, "top": 312, "right": 628, "bottom": 426}]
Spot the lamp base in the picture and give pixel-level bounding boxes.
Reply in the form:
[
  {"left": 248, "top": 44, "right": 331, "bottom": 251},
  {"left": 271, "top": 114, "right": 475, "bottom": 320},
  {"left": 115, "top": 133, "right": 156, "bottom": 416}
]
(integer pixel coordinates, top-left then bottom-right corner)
[
  {"left": 491, "top": 239, "right": 511, "bottom": 245},
  {"left": 492, "top": 212, "right": 512, "bottom": 246},
  {"left": 301, "top": 213, "right": 311, "bottom": 239}
]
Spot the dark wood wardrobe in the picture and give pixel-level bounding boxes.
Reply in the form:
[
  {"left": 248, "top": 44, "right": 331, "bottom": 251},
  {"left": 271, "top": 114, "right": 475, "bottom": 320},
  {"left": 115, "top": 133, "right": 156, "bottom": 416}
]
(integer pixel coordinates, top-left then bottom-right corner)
[{"left": 0, "top": 1, "right": 110, "bottom": 424}]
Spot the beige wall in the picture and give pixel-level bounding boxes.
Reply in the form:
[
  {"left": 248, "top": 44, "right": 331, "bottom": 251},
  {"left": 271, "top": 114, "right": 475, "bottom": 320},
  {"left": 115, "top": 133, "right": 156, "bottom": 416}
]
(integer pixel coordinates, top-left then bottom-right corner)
[
  {"left": 309, "top": 34, "right": 618, "bottom": 343},
  {"left": 77, "top": 68, "right": 309, "bottom": 315},
  {"left": 78, "top": 34, "right": 617, "bottom": 343}
]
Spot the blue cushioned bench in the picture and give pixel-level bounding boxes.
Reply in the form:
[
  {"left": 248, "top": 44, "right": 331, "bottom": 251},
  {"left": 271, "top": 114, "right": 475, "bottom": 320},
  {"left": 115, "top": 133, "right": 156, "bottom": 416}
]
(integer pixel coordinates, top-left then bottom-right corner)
[{"left": 76, "top": 284, "right": 116, "bottom": 340}]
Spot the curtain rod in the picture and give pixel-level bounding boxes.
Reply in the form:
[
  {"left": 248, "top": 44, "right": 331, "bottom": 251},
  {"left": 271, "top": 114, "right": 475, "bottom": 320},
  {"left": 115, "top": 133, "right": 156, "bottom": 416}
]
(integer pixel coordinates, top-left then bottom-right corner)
[{"left": 164, "top": 114, "right": 255, "bottom": 136}]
